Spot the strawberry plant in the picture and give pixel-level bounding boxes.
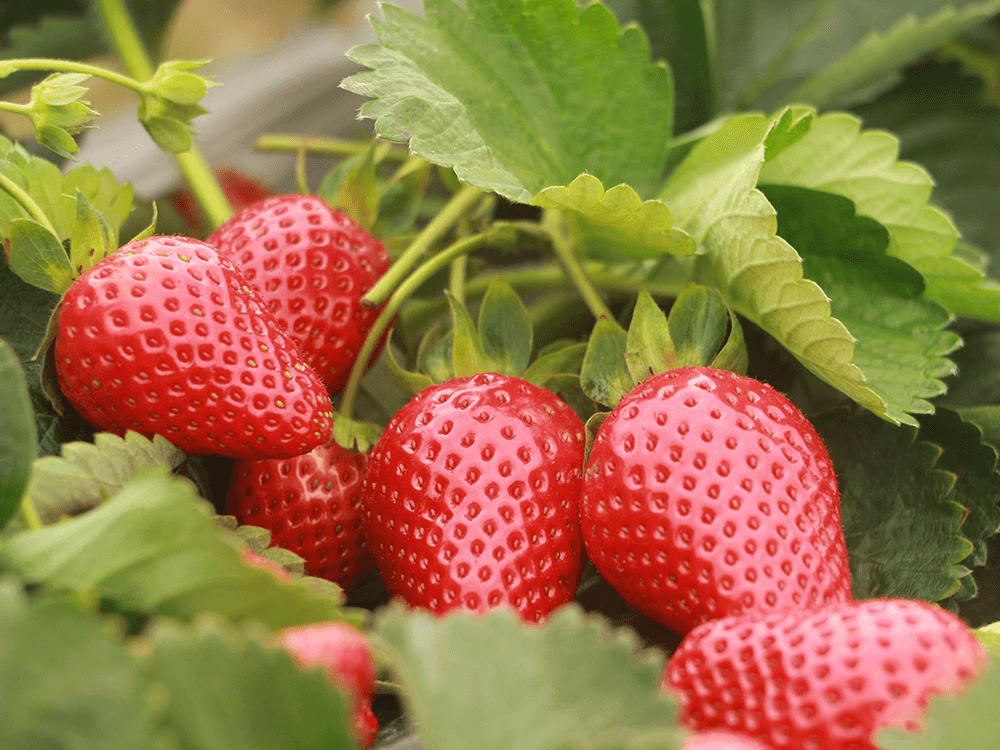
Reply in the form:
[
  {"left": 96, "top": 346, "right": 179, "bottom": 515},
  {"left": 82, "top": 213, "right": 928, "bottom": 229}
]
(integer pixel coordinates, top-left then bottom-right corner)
[{"left": 5, "top": 0, "right": 1000, "bottom": 748}]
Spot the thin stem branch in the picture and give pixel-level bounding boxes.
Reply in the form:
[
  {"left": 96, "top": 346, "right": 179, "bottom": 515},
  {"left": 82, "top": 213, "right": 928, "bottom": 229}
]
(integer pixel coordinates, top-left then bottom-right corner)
[
  {"left": 295, "top": 147, "right": 310, "bottom": 194},
  {"left": 448, "top": 254, "right": 467, "bottom": 306},
  {"left": 255, "top": 133, "right": 408, "bottom": 161},
  {"left": 541, "top": 210, "right": 614, "bottom": 321},
  {"left": 362, "top": 184, "right": 482, "bottom": 308},
  {"left": 0, "top": 173, "right": 58, "bottom": 236},
  {"left": 1, "top": 58, "right": 145, "bottom": 93},
  {"left": 339, "top": 232, "right": 493, "bottom": 420}
]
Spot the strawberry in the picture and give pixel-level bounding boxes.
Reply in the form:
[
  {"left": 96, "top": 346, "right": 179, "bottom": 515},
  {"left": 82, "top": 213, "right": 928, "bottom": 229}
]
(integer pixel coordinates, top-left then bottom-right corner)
[
  {"left": 227, "top": 441, "right": 373, "bottom": 588},
  {"left": 55, "top": 235, "right": 333, "bottom": 458},
  {"left": 362, "top": 372, "right": 587, "bottom": 622},
  {"left": 278, "top": 622, "right": 379, "bottom": 748},
  {"left": 580, "top": 367, "right": 851, "bottom": 635},
  {"left": 171, "top": 167, "right": 272, "bottom": 234},
  {"left": 682, "top": 731, "right": 771, "bottom": 750},
  {"left": 207, "top": 194, "right": 391, "bottom": 394},
  {"left": 663, "top": 598, "right": 988, "bottom": 750}
]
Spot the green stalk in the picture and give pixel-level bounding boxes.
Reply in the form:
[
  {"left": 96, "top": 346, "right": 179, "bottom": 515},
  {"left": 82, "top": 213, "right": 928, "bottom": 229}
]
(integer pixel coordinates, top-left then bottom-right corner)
[
  {"left": 94, "top": 0, "right": 233, "bottom": 229},
  {"left": 0, "top": 58, "right": 146, "bottom": 93},
  {"left": 255, "top": 133, "right": 408, "bottom": 161},
  {"left": 541, "top": 210, "right": 614, "bottom": 321},
  {"left": 20, "top": 494, "right": 42, "bottom": 531},
  {"left": 362, "top": 183, "right": 482, "bottom": 308},
  {"left": 448, "top": 254, "right": 468, "bottom": 306},
  {"left": 0, "top": 173, "right": 58, "bottom": 236},
  {"left": 339, "top": 232, "right": 493, "bottom": 421},
  {"left": 295, "top": 147, "right": 310, "bottom": 194}
]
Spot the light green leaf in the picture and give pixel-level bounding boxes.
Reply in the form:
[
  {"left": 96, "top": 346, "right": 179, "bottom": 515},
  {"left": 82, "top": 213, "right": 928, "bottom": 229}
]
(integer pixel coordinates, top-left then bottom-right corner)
[
  {"left": 0, "top": 342, "right": 37, "bottom": 530},
  {"left": 666, "top": 284, "right": 729, "bottom": 368},
  {"left": 711, "top": 307, "right": 749, "bottom": 375},
  {"left": 23, "top": 431, "right": 183, "bottom": 525},
  {"left": 813, "top": 409, "right": 971, "bottom": 602},
  {"left": 69, "top": 190, "right": 117, "bottom": 274},
  {"left": 332, "top": 413, "right": 384, "bottom": 453},
  {"left": 3, "top": 218, "right": 74, "bottom": 294},
  {"left": 0, "top": 581, "right": 168, "bottom": 750},
  {"left": 783, "top": 1, "right": 1000, "bottom": 109},
  {"left": 533, "top": 175, "right": 696, "bottom": 258},
  {"left": 581, "top": 318, "right": 632, "bottom": 408},
  {"left": 763, "top": 107, "right": 814, "bottom": 161},
  {"left": 60, "top": 163, "right": 135, "bottom": 240},
  {"left": 624, "top": 289, "right": 676, "bottom": 383},
  {"left": 477, "top": 277, "right": 532, "bottom": 376},
  {"left": 147, "top": 615, "right": 355, "bottom": 750},
  {"left": 876, "top": 661, "right": 1000, "bottom": 750},
  {"left": 0, "top": 469, "right": 360, "bottom": 630},
  {"left": 140, "top": 114, "right": 192, "bottom": 153},
  {"left": 343, "top": 0, "right": 674, "bottom": 202},
  {"left": 127, "top": 200, "right": 158, "bottom": 244},
  {"left": 447, "top": 290, "right": 495, "bottom": 378},
  {"left": 375, "top": 603, "right": 684, "bottom": 750}
]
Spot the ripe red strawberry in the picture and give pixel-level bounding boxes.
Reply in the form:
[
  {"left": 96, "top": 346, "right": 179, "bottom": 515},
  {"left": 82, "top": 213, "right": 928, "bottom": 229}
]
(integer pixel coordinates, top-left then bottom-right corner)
[
  {"left": 580, "top": 367, "right": 851, "bottom": 635},
  {"left": 362, "top": 372, "right": 587, "bottom": 622},
  {"left": 278, "top": 622, "right": 379, "bottom": 748},
  {"left": 55, "top": 235, "right": 333, "bottom": 458},
  {"left": 207, "top": 194, "right": 391, "bottom": 394},
  {"left": 663, "top": 599, "right": 988, "bottom": 750},
  {"left": 228, "top": 441, "right": 373, "bottom": 588},
  {"left": 682, "top": 731, "right": 770, "bottom": 750},
  {"left": 171, "top": 167, "right": 272, "bottom": 234}
]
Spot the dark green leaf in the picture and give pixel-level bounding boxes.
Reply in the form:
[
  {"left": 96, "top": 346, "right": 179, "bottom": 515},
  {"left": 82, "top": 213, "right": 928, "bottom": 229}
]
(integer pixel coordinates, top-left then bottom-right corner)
[
  {"left": 384, "top": 344, "right": 435, "bottom": 397},
  {"left": 317, "top": 142, "right": 380, "bottom": 231},
  {"left": 581, "top": 318, "right": 632, "bottom": 408},
  {"left": 147, "top": 615, "right": 355, "bottom": 750},
  {"left": 666, "top": 284, "right": 729, "bottom": 368},
  {"left": 447, "top": 290, "right": 494, "bottom": 378},
  {"left": 0, "top": 342, "right": 36, "bottom": 530},
  {"left": 127, "top": 200, "right": 158, "bottom": 244},
  {"left": 814, "top": 408, "right": 971, "bottom": 602},
  {"left": 3, "top": 219, "right": 74, "bottom": 294},
  {"left": 0, "top": 469, "right": 360, "bottom": 629},
  {"left": 0, "top": 580, "right": 167, "bottom": 750},
  {"left": 375, "top": 603, "right": 684, "bottom": 750},
  {"left": 477, "top": 277, "right": 532, "bottom": 376},
  {"left": 417, "top": 322, "right": 455, "bottom": 384},
  {"left": 522, "top": 341, "right": 588, "bottom": 387},
  {"left": 624, "top": 288, "right": 676, "bottom": 383}
]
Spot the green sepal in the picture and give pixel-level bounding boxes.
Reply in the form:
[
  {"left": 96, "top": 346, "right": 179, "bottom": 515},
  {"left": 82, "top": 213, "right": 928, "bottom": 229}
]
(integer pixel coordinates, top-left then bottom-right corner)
[
  {"left": 317, "top": 141, "right": 381, "bottom": 231},
  {"left": 144, "top": 60, "right": 216, "bottom": 105},
  {"left": 446, "top": 290, "right": 496, "bottom": 378},
  {"left": 26, "top": 73, "right": 99, "bottom": 159},
  {"left": 584, "top": 411, "right": 610, "bottom": 465},
  {"left": 332, "top": 413, "right": 383, "bottom": 453},
  {"left": 581, "top": 318, "right": 632, "bottom": 408},
  {"left": 477, "top": 277, "right": 532, "bottom": 376},
  {"left": 3, "top": 219, "right": 74, "bottom": 294},
  {"left": 139, "top": 112, "right": 194, "bottom": 154},
  {"left": 126, "top": 201, "right": 158, "bottom": 244},
  {"left": 624, "top": 289, "right": 677, "bottom": 384},
  {"left": 385, "top": 343, "right": 435, "bottom": 397},
  {"left": 711, "top": 307, "right": 749, "bottom": 375},
  {"left": 522, "top": 341, "right": 588, "bottom": 387},
  {"left": 667, "top": 284, "right": 729, "bottom": 368},
  {"left": 0, "top": 341, "right": 37, "bottom": 531},
  {"left": 416, "top": 322, "right": 455, "bottom": 384},
  {"left": 69, "top": 190, "right": 117, "bottom": 275}
]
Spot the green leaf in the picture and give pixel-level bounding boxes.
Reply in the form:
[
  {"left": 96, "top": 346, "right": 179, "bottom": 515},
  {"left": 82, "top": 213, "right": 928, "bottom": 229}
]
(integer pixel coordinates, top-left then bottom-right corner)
[
  {"left": 332, "top": 413, "right": 384, "bottom": 453},
  {"left": 127, "top": 200, "right": 158, "bottom": 244},
  {"left": 343, "top": 0, "right": 674, "bottom": 202},
  {"left": 3, "top": 218, "right": 74, "bottom": 294},
  {"left": 813, "top": 408, "right": 971, "bottom": 602},
  {"left": 624, "top": 289, "right": 676, "bottom": 383},
  {"left": 477, "top": 277, "right": 532, "bottom": 376},
  {"left": 384, "top": 344, "right": 435, "bottom": 397},
  {"left": 581, "top": 318, "right": 632, "bottom": 408},
  {"left": 317, "top": 142, "right": 380, "bottom": 231},
  {"left": 147, "top": 615, "right": 355, "bottom": 750},
  {"left": 140, "top": 113, "right": 193, "bottom": 153},
  {"left": 533, "top": 175, "right": 696, "bottom": 259},
  {"left": 758, "top": 112, "right": 983, "bottom": 322},
  {"left": 417, "top": 322, "right": 456, "bottom": 384},
  {"left": 69, "top": 189, "right": 117, "bottom": 275},
  {"left": 145, "top": 60, "right": 215, "bottom": 106},
  {"left": 660, "top": 113, "right": 887, "bottom": 420},
  {"left": 0, "top": 341, "right": 37, "bottom": 530},
  {"left": 375, "top": 603, "right": 684, "bottom": 750},
  {"left": 24, "top": 72, "right": 98, "bottom": 159},
  {"left": 23, "top": 431, "right": 183, "bottom": 524},
  {"left": 782, "top": 1, "right": 1000, "bottom": 109},
  {"left": 0, "top": 580, "right": 168, "bottom": 750},
  {"left": 60, "top": 162, "right": 135, "bottom": 241},
  {"left": 0, "top": 469, "right": 360, "bottom": 629},
  {"left": 447, "top": 290, "right": 495, "bottom": 378},
  {"left": 763, "top": 108, "right": 815, "bottom": 161},
  {"left": 876, "top": 661, "right": 1000, "bottom": 750},
  {"left": 974, "top": 621, "right": 1000, "bottom": 659},
  {"left": 711, "top": 308, "right": 749, "bottom": 375},
  {"left": 521, "top": 341, "right": 588, "bottom": 388},
  {"left": 666, "top": 284, "right": 729, "bottom": 369}
]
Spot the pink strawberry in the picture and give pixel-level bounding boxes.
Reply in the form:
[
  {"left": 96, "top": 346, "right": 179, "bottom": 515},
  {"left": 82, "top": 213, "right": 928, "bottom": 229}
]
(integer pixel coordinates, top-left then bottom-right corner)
[
  {"left": 55, "top": 236, "right": 333, "bottom": 458},
  {"left": 227, "top": 441, "right": 373, "bottom": 588},
  {"left": 682, "top": 731, "right": 771, "bottom": 750},
  {"left": 239, "top": 549, "right": 293, "bottom": 583},
  {"left": 362, "top": 373, "right": 587, "bottom": 622},
  {"left": 279, "top": 622, "right": 379, "bottom": 747},
  {"left": 207, "top": 194, "right": 391, "bottom": 394},
  {"left": 663, "top": 599, "right": 987, "bottom": 750},
  {"left": 580, "top": 367, "right": 851, "bottom": 635}
]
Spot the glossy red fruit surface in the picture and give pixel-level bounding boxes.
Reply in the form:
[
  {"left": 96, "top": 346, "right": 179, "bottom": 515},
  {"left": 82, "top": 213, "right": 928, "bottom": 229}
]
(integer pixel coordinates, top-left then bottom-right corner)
[
  {"left": 207, "top": 194, "right": 391, "bottom": 394},
  {"left": 581, "top": 367, "right": 851, "bottom": 635},
  {"left": 228, "top": 441, "right": 373, "bottom": 588},
  {"left": 664, "top": 599, "right": 987, "bottom": 750},
  {"left": 55, "top": 236, "right": 333, "bottom": 458},
  {"left": 278, "top": 622, "right": 379, "bottom": 748},
  {"left": 362, "top": 373, "right": 587, "bottom": 622}
]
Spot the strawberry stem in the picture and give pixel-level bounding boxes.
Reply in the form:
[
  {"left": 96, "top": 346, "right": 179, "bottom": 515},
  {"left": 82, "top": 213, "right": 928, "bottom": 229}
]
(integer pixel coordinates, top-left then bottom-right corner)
[
  {"left": 339, "top": 231, "right": 495, "bottom": 420},
  {"left": 541, "top": 209, "right": 615, "bottom": 321},
  {"left": 295, "top": 146, "right": 310, "bottom": 194},
  {"left": 93, "top": 0, "right": 234, "bottom": 229},
  {"left": 0, "top": 58, "right": 146, "bottom": 94},
  {"left": 361, "top": 184, "right": 482, "bottom": 309},
  {"left": 448, "top": 255, "right": 468, "bottom": 306},
  {"left": 255, "top": 134, "right": 408, "bottom": 162},
  {"left": 0, "top": 173, "right": 58, "bottom": 237}
]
